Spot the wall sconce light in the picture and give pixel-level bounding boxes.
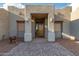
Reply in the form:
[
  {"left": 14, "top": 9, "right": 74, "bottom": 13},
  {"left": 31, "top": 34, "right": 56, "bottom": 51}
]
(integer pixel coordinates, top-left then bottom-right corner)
[
  {"left": 50, "top": 18, "right": 53, "bottom": 22},
  {"left": 49, "top": 16, "right": 55, "bottom": 22}
]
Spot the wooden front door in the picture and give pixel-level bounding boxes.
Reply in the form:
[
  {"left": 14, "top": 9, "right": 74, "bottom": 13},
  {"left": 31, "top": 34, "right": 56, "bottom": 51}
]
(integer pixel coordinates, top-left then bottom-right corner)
[
  {"left": 17, "top": 20, "right": 25, "bottom": 39},
  {"left": 35, "top": 19, "right": 45, "bottom": 38}
]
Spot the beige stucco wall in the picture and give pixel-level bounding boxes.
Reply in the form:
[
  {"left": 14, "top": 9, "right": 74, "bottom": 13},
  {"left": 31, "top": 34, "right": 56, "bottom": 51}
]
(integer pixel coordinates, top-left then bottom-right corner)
[
  {"left": 8, "top": 6, "right": 24, "bottom": 37},
  {"left": 71, "top": 7, "right": 79, "bottom": 21},
  {"left": 25, "top": 4, "right": 55, "bottom": 41},
  {"left": 0, "top": 4, "right": 72, "bottom": 41},
  {"left": 70, "top": 7, "right": 79, "bottom": 40},
  {"left": 55, "top": 7, "right": 72, "bottom": 39},
  {"left": 0, "top": 8, "right": 9, "bottom": 40},
  {"left": 8, "top": 5, "right": 72, "bottom": 41},
  {"left": 55, "top": 7, "right": 71, "bottom": 22}
]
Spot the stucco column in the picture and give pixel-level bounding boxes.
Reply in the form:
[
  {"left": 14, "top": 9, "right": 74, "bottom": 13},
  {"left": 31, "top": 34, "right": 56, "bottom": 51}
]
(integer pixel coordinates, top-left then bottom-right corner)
[
  {"left": 24, "top": 5, "right": 32, "bottom": 42},
  {"left": 48, "top": 14, "right": 55, "bottom": 41},
  {"left": 24, "top": 17, "right": 32, "bottom": 42},
  {"left": 45, "top": 18, "right": 48, "bottom": 39}
]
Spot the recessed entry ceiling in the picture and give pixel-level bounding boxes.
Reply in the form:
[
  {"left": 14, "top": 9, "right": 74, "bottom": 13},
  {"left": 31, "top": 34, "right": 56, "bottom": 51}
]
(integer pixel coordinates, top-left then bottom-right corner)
[{"left": 31, "top": 13, "right": 48, "bottom": 19}]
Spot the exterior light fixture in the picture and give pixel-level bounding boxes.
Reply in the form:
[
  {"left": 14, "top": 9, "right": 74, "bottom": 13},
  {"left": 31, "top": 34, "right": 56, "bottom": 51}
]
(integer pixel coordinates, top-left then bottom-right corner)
[
  {"left": 50, "top": 18, "right": 53, "bottom": 22},
  {"left": 50, "top": 15, "right": 55, "bottom": 22}
]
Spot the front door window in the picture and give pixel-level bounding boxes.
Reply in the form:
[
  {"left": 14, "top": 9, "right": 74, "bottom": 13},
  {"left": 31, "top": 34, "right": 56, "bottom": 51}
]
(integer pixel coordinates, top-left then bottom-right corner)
[{"left": 35, "top": 23, "right": 44, "bottom": 37}]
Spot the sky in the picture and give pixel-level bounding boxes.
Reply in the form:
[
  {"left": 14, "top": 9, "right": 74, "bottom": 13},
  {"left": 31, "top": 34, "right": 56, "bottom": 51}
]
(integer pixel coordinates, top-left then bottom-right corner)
[
  {"left": 0, "top": 3, "right": 4, "bottom": 7},
  {"left": 0, "top": 3, "right": 71, "bottom": 9},
  {"left": 54, "top": 3, "right": 71, "bottom": 9}
]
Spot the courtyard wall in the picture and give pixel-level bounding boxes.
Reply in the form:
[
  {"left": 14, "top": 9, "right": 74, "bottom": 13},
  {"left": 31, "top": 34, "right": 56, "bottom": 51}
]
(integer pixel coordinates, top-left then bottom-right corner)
[{"left": 0, "top": 8, "right": 9, "bottom": 40}]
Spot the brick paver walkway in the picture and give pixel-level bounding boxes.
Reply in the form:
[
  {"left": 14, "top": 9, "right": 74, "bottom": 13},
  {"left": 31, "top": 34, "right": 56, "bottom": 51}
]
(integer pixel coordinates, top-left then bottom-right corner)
[{"left": 2, "top": 38, "right": 74, "bottom": 56}]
